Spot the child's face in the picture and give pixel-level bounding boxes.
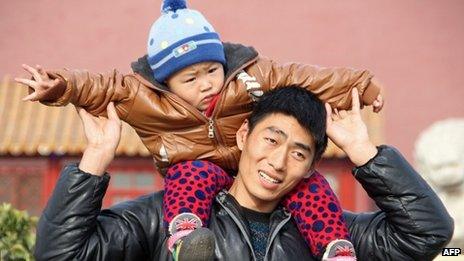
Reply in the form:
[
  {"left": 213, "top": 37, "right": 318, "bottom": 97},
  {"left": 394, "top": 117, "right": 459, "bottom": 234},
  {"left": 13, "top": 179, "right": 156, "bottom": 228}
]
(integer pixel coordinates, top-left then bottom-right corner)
[{"left": 166, "top": 62, "right": 225, "bottom": 111}]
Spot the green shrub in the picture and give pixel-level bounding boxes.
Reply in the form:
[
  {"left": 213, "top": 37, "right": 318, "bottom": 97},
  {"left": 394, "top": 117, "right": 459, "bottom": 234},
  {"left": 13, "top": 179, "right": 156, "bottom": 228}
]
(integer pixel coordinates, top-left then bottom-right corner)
[{"left": 0, "top": 203, "right": 37, "bottom": 261}]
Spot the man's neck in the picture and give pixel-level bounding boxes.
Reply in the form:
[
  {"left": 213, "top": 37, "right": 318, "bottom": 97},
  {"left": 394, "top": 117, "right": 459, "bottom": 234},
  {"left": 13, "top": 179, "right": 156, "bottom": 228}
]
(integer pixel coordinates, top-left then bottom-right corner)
[{"left": 228, "top": 175, "right": 278, "bottom": 213}]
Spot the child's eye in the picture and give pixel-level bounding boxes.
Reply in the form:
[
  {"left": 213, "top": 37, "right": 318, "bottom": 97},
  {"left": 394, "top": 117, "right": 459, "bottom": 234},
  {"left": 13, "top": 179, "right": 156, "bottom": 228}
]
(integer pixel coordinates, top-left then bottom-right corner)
[
  {"left": 208, "top": 67, "right": 218, "bottom": 74},
  {"left": 184, "top": 77, "right": 196, "bottom": 83}
]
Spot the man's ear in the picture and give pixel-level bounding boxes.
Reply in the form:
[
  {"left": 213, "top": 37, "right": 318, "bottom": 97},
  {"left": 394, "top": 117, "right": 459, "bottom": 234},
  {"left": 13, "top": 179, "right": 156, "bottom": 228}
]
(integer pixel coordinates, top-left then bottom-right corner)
[
  {"left": 304, "top": 161, "right": 317, "bottom": 178},
  {"left": 304, "top": 169, "right": 315, "bottom": 179},
  {"left": 236, "top": 119, "right": 249, "bottom": 151}
]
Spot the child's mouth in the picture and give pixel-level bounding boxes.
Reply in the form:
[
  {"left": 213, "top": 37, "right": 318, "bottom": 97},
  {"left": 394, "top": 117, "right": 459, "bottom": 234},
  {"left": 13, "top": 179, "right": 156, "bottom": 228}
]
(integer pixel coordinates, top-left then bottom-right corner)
[{"left": 202, "top": 96, "right": 213, "bottom": 103}]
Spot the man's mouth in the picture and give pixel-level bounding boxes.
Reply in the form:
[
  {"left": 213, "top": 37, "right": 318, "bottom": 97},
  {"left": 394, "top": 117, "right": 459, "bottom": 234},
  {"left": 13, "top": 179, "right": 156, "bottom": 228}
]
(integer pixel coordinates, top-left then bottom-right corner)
[{"left": 258, "top": 170, "right": 282, "bottom": 184}]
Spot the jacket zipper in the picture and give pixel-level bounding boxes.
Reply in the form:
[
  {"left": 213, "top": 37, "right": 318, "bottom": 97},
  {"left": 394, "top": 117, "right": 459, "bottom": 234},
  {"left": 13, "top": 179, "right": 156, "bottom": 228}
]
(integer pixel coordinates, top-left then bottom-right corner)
[
  {"left": 217, "top": 199, "right": 257, "bottom": 261},
  {"left": 208, "top": 119, "right": 215, "bottom": 139},
  {"left": 263, "top": 213, "right": 292, "bottom": 260}
]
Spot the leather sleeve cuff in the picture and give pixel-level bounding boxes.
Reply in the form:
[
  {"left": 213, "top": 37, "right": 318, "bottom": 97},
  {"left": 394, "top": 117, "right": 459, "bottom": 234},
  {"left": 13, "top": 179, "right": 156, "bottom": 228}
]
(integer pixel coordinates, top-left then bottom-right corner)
[{"left": 361, "top": 77, "right": 381, "bottom": 105}]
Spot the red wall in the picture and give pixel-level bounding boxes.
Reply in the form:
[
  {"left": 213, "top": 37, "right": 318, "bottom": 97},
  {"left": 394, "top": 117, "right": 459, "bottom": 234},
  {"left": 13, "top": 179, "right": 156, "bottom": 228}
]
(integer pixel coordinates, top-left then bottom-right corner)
[{"left": 1, "top": 0, "right": 463, "bottom": 161}]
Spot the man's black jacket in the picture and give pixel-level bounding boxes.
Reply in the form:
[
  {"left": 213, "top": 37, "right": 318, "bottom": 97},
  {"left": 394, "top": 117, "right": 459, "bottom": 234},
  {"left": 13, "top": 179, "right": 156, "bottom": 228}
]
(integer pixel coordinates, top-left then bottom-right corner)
[{"left": 34, "top": 146, "right": 453, "bottom": 260}]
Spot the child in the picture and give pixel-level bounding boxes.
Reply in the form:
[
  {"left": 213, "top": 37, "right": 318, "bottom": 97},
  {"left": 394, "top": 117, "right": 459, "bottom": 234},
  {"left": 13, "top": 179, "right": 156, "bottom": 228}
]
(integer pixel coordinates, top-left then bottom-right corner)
[{"left": 16, "top": 0, "right": 383, "bottom": 260}]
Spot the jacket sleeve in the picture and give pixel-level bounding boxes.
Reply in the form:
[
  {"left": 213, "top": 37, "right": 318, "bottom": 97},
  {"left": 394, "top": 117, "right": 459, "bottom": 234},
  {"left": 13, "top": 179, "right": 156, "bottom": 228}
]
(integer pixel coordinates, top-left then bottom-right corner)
[
  {"left": 39, "top": 69, "right": 141, "bottom": 120},
  {"left": 344, "top": 146, "right": 454, "bottom": 261},
  {"left": 248, "top": 57, "right": 381, "bottom": 110},
  {"left": 34, "top": 164, "right": 164, "bottom": 261}
]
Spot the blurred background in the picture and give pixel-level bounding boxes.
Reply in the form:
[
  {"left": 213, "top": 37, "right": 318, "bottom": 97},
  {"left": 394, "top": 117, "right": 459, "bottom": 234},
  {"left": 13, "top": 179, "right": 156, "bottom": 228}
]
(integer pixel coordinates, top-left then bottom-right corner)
[{"left": 0, "top": 0, "right": 463, "bottom": 219}]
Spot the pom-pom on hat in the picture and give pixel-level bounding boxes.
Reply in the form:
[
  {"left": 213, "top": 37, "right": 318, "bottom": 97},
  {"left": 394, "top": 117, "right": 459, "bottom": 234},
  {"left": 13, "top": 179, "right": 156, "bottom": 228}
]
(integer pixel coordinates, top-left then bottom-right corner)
[{"left": 147, "top": 0, "right": 226, "bottom": 83}]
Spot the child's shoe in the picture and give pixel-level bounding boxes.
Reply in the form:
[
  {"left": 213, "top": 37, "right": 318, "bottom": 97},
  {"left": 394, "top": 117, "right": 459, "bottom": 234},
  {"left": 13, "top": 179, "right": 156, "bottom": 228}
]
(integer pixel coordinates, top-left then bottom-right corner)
[
  {"left": 168, "top": 213, "right": 215, "bottom": 261},
  {"left": 322, "top": 239, "right": 357, "bottom": 261}
]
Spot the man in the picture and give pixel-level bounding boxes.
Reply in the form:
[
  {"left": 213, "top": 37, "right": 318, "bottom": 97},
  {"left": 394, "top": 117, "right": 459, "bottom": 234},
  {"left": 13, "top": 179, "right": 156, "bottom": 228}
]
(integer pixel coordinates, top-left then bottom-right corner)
[{"left": 35, "top": 87, "right": 453, "bottom": 260}]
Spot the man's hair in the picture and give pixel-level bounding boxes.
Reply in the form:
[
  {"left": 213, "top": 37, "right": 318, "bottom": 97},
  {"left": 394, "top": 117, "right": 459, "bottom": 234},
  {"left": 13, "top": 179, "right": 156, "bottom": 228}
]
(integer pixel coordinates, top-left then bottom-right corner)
[{"left": 248, "top": 86, "right": 328, "bottom": 163}]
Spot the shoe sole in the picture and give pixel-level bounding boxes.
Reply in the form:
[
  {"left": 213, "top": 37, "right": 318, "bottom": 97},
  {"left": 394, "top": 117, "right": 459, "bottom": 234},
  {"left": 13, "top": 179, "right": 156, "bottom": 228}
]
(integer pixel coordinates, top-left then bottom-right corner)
[
  {"left": 177, "top": 228, "right": 215, "bottom": 261},
  {"left": 322, "top": 239, "right": 357, "bottom": 261}
]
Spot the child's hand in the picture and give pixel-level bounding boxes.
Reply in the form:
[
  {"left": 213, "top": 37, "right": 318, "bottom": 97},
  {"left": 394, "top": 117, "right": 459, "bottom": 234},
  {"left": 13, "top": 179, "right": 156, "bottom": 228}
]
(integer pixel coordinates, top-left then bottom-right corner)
[
  {"left": 372, "top": 94, "right": 384, "bottom": 113},
  {"left": 15, "top": 64, "right": 65, "bottom": 102}
]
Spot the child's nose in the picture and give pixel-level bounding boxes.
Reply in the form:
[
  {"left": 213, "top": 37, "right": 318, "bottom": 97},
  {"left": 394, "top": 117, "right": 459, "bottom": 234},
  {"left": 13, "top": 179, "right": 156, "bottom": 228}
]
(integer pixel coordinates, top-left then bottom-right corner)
[{"left": 200, "top": 79, "right": 212, "bottom": 92}]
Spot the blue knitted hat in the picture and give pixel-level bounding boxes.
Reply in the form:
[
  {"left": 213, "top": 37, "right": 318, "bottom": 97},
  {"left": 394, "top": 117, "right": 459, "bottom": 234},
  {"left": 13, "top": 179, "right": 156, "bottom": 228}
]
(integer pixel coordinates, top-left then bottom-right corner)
[{"left": 147, "top": 0, "right": 226, "bottom": 83}]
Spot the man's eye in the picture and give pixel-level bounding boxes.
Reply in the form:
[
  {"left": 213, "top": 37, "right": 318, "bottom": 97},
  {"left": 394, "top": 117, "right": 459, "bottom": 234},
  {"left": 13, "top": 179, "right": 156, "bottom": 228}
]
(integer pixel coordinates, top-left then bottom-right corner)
[
  {"left": 295, "top": 152, "right": 305, "bottom": 160},
  {"left": 265, "top": 137, "right": 277, "bottom": 145},
  {"left": 208, "top": 67, "right": 218, "bottom": 74},
  {"left": 185, "top": 77, "right": 196, "bottom": 83}
]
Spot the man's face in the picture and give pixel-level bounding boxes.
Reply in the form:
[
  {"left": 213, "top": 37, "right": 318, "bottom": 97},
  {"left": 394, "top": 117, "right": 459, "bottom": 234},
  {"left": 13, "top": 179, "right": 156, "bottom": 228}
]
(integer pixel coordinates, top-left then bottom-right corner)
[
  {"left": 233, "top": 113, "right": 316, "bottom": 211},
  {"left": 166, "top": 61, "right": 225, "bottom": 112}
]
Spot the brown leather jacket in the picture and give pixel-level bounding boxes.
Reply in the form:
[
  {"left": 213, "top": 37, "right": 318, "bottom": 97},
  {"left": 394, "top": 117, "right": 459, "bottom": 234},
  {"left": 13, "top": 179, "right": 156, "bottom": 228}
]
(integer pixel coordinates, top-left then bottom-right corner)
[{"left": 43, "top": 43, "right": 380, "bottom": 173}]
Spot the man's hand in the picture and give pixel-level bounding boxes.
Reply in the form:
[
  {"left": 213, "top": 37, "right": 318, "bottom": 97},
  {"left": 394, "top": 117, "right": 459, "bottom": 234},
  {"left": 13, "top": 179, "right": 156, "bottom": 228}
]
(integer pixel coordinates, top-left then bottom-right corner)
[
  {"left": 326, "top": 88, "right": 378, "bottom": 166},
  {"left": 78, "top": 102, "right": 122, "bottom": 176},
  {"left": 14, "top": 64, "right": 65, "bottom": 102}
]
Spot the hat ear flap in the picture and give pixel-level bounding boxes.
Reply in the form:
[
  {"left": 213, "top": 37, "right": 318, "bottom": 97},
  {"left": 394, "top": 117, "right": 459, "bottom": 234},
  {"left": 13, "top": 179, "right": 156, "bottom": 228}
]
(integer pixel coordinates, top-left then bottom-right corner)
[{"left": 162, "top": 0, "right": 187, "bottom": 13}]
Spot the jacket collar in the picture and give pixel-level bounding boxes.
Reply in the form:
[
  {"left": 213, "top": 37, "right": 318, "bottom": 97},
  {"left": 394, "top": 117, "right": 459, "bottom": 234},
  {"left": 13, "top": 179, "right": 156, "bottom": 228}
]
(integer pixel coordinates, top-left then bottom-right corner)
[
  {"left": 215, "top": 190, "right": 292, "bottom": 260},
  {"left": 216, "top": 190, "right": 290, "bottom": 225},
  {"left": 130, "top": 42, "right": 259, "bottom": 91}
]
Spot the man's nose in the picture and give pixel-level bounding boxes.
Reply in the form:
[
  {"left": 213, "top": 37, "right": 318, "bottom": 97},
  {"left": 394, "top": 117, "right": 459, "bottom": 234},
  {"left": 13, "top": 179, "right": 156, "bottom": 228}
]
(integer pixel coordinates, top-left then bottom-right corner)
[{"left": 268, "top": 147, "right": 287, "bottom": 171}]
